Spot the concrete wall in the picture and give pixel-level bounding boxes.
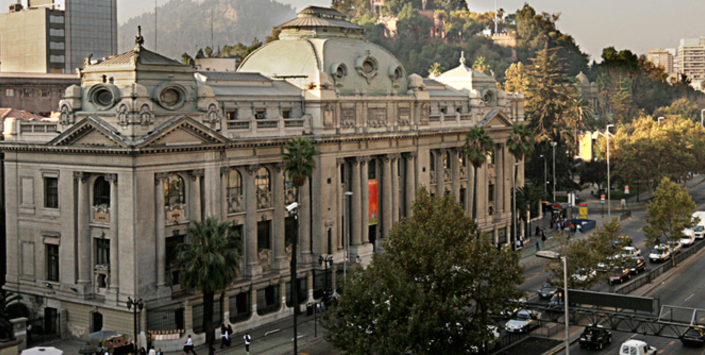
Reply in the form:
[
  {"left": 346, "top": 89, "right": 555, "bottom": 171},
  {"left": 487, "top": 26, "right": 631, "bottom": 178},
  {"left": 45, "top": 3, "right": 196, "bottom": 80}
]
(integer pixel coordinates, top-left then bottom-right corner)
[{"left": 0, "top": 9, "right": 50, "bottom": 73}]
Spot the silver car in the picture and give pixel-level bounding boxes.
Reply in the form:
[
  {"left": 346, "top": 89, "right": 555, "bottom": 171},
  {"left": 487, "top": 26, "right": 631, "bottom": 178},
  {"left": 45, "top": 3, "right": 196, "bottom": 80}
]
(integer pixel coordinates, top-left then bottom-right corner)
[{"left": 505, "top": 309, "right": 541, "bottom": 333}]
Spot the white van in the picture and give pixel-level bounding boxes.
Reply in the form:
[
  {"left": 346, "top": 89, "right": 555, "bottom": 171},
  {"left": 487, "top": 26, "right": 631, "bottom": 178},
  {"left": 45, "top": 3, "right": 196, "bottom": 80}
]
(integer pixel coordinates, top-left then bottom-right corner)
[
  {"left": 620, "top": 339, "right": 656, "bottom": 355},
  {"left": 690, "top": 212, "right": 705, "bottom": 239}
]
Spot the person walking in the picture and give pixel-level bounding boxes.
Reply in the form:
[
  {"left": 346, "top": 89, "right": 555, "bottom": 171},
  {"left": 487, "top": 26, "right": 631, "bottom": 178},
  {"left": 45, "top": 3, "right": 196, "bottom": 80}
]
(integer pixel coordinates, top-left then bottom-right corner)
[
  {"left": 148, "top": 347, "right": 156, "bottom": 355},
  {"left": 536, "top": 240, "right": 540, "bottom": 252},
  {"left": 243, "top": 333, "right": 251, "bottom": 354},
  {"left": 219, "top": 323, "right": 230, "bottom": 348},
  {"left": 184, "top": 335, "right": 197, "bottom": 355},
  {"left": 156, "top": 349, "right": 163, "bottom": 355}
]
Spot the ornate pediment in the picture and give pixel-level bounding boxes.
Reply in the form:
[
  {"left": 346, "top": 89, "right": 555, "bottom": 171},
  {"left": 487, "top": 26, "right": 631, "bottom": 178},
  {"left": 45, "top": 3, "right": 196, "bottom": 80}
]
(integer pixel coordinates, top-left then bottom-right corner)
[
  {"left": 479, "top": 108, "right": 513, "bottom": 129},
  {"left": 136, "top": 115, "right": 229, "bottom": 148},
  {"left": 49, "top": 116, "right": 128, "bottom": 147}
]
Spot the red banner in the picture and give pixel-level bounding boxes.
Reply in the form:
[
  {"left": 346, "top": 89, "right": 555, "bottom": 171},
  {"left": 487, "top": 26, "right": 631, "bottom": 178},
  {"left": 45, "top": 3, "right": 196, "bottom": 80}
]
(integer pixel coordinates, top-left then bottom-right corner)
[{"left": 368, "top": 179, "right": 379, "bottom": 225}]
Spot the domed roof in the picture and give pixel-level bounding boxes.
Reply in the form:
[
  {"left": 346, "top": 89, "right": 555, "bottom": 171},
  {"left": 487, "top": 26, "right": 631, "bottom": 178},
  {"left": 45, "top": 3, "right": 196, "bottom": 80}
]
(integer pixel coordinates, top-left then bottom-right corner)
[
  {"left": 576, "top": 71, "right": 589, "bottom": 85},
  {"left": 238, "top": 6, "right": 408, "bottom": 95}
]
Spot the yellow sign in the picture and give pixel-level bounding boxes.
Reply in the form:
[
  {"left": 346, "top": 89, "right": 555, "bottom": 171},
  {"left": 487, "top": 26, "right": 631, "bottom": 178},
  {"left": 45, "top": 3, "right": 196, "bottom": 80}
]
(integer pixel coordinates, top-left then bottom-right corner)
[{"left": 579, "top": 206, "right": 588, "bottom": 219}]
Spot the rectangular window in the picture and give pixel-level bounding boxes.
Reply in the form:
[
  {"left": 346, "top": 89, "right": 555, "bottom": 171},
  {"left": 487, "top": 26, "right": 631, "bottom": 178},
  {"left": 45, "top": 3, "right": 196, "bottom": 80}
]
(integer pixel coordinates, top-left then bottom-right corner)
[
  {"left": 166, "top": 235, "right": 184, "bottom": 285},
  {"left": 22, "top": 89, "right": 34, "bottom": 98},
  {"left": 257, "top": 220, "right": 271, "bottom": 251},
  {"left": 5, "top": 89, "right": 14, "bottom": 97},
  {"left": 226, "top": 109, "right": 238, "bottom": 120},
  {"left": 46, "top": 244, "right": 59, "bottom": 282},
  {"left": 44, "top": 177, "right": 58, "bottom": 208},
  {"left": 49, "top": 41, "right": 65, "bottom": 50},
  {"left": 49, "top": 28, "right": 64, "bottom": 36},
  {"left": 440, "top": 106, "right": 448, "bottom": 114},
  {"left": 254, "top": 109, "right": 266, "bottom": 119},
  {"left": 95, "top": 238, "right": 110, "bottom": 265},
  {"left": 368, "top": 159, "right": 376, "bottom": 179},
  {"left": 39, "top": 89, "right": 51, "bottom": 98},
  {"left": 488, "top": 184, "right": 495, "bottom": 203},
  {"left": 49, "top": 55, "right": 65, "bottom": 63},
  {"left": 282, "top": 109, "right": 291, "bottom": 119}
]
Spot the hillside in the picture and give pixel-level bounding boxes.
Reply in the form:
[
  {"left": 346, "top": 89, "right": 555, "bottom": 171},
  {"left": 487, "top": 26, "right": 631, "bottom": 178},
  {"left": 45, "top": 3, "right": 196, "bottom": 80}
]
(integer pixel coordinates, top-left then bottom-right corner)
[{"left": 118, "top": 0, "right": 295, "bottom": 60}]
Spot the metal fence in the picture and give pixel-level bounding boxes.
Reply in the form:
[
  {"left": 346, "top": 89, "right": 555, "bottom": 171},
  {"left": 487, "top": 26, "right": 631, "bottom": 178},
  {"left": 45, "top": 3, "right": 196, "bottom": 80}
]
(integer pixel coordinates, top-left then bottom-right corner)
[
  {"left": 147, "top": 307, "right": 184, "bottom": 332},
  {"left": 531, "top": 321, "right": 563, "bottom": 338},
  {"left": 615, "top": 239, "right": 705, "bottom": 295},
  {"left": 495, "top": 331, "right": 529, "bottom": 351}
]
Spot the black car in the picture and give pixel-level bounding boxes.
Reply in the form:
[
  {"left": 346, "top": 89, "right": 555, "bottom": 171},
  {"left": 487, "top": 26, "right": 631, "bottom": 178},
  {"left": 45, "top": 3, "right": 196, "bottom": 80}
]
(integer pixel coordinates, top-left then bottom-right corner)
[
  {"left": 539, "top": 283, "right": 558, "bottom": 299},
  {"left": 680, "top": 326, "right": 705, "bottom": 347},
  {"left": 579, "top": 325, "right": 612, "bottom": 350},
  {"left": 625, "top": 256, "right": 647, "bottom": 275}
]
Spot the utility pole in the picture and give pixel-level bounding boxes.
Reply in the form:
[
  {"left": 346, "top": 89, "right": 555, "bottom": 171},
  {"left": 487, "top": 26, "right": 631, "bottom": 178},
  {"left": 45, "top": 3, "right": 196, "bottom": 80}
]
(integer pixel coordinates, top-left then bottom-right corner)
[
  {"left": 154, "top": 0, "right": 157, "bottom": 52},
  {"left": 551, "top": 141, "right": 557, "bottom": 202}
]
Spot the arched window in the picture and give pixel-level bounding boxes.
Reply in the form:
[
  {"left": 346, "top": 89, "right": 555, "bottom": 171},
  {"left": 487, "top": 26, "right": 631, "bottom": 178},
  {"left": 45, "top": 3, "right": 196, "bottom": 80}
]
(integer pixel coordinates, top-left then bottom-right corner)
[
  {"left": 93, "top": 176, "right": 110, "bottom": 206},
  {"left": 430, "top": 152, "right": 435, "bottom": 171},
  {"left": 228, "top": 168, "right": 242, "bottom": 196},
  {"left": 164, "top": 173, "right": 186, "bottom": 206},
  {"left": 256, "top": 167, "right": 270, "bottom": 192}
]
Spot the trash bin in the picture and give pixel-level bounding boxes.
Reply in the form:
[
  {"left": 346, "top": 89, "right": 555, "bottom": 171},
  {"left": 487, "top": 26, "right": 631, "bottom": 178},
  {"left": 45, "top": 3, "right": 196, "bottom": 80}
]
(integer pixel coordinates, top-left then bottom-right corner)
[{"left": 306, "top": 303, "right": 314, "bottom": 316}]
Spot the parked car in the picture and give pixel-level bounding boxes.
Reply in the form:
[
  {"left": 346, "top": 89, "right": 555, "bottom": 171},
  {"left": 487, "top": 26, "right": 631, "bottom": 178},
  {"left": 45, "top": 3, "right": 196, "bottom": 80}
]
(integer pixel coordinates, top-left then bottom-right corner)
[
  {"left": 505, "top": 309, "right": 541, "bottom": 333},
  {"left": 670, "top": 241, "right": 683, "bottom": 254},
  {"left": 609, "top": 266, "right": 631, "bottom": 284},
  {"left": 572, "top": 268, "right": 596, "bottom": 283},
  {"left": 579, "top": 325, "right": 612, "bottom": 350},
  {"left": 693, "top": 225, "right": 705, "bottom": 239},
  {"left": 649, "top": 244, "right": 672, "bottom": 262},
  {"left": 625, "top": 256, "right": 647, "bottom": 275},
  {"left": 612, "top": 235, "right": 633, "bottom": 247},
  {"left": 539, "top": 283, "right": 558, "bottom": 299},
  {"left": 620, "top": 340, "right": 657, "bottom": 355},
  {"left": 680, "top": 326, "right": 705, "bottom": 347},
  {"left": 621, "top": 246, "right": 641, "bottom": 257},
  {"left": 680, "top": 229, "right": 696, "bottom": 247},
  {"left": 501, "top": 297, "right": 527, "bottom": 318}
]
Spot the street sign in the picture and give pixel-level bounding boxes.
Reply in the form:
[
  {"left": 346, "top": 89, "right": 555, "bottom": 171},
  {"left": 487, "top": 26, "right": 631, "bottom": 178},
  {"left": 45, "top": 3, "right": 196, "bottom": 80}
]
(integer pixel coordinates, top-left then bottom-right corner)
[
  {"left": 625, "top": 185, "right": 630, "bottom": 194},
  {"left": 601, "top": 194, "right": 605, "bottom": 203}
]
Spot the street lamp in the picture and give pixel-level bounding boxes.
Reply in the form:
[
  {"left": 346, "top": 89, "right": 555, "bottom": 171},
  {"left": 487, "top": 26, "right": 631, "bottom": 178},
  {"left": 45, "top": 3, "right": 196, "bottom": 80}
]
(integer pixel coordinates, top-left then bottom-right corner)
[
  {"left": 126, "top": 297, "right": 144, "bottom": 350},
  {"left": 512, "top": 161, "right": 521, "bottom": 247},
  {"left": 536, "top": 252, "right": 569, "bottom": 355},
  {"left": 597, "top": 125, "right": 614, "bottom": 218},
  {"left": 539, "top": 154, "right": 547, "bottom": 195},
  {"left": 550, "top": 142, "right": 557, "bottom": 202},
  {"left": 658, "top": 116, "right": 665, "bottom": 125},
  {"left": 344, "top": 191, "right": 353, "bottom": 286}
]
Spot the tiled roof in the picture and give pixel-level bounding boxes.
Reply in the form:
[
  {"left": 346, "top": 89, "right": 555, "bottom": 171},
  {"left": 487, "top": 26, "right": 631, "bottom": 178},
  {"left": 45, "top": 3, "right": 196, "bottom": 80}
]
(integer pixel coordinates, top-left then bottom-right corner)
[
  {"left": 0, "top": 108, "right": 44, "bottom": 121},
  {"left": 279, "top": 16, "right": 362, "bottom": 30},
  {"left": 196, "top": 71, "right": 270, "bottom": 82},
  {"left": 95, "top": 48, "right": 184, "bottom": 67}
]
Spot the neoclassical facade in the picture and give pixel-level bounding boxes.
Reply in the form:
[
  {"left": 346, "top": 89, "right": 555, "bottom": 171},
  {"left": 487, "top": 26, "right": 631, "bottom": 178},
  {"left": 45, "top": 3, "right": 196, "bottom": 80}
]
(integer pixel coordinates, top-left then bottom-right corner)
[{"left": 2, "top": 6, "right": 524, "bottom": 345}]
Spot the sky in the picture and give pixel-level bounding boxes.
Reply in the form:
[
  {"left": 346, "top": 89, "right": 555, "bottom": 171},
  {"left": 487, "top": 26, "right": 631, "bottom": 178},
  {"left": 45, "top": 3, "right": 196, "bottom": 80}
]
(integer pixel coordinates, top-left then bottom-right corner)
[{"left": 2, "top": 0, "right": 704, "bottom": 62}]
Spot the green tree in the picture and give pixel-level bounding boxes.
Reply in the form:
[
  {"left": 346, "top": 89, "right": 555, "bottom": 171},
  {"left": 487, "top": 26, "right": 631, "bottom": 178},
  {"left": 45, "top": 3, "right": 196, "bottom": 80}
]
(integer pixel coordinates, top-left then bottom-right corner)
[
  {"left": 643, "top": 177, "right": 697, "bottom": 267},
  {"left": 180, "top": 52, "right": 194, "bottom": 66},
  {"left": 464, "top": 126, "right": 495, "bottom": 219},
  {"left": 0, "top": 290, "right": 21, "bottom": 317},
  {"left": 428, "top": 62, "right": 444, "bottom": 77},
  {"left": 653, "top": 97, "right": 700, "bottom": 122},
  {"left": 503, "top": 62, "right": 528, "bottom": 93},
  {"left": 282, "top": 137, "right": 318, "bottom": 355},
  {"left": 322, "top": 188, "right": 523, "bottom": 354},
  {"left": 472, "top": 56, "right": 490, "bottom": 75},
  {"left": 507, "top": 123, "right": 534, "bottom": 241},
  {"left": 175, "top": 217, "right": 241, "bottom": 344}
]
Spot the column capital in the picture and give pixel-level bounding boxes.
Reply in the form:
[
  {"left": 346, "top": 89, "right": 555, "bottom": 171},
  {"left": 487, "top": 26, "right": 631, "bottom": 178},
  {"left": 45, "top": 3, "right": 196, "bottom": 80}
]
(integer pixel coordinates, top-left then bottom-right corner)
[
  {"left": 220, "top": 166, "right": 230, "bottom": 176},
  {"left": 381, "top": 155, "right": 391, "bottom": 163},
  {"left": 273, "top": 163, "right": 283, "bottom": 173},
  {"left": 405, "top": 151, "right": 418, "bottom": 159},
  {"left": 351, "top": 158, "right": 359, "bottom": 166},
  {"left": 247, "top": 165, "right": 260, "bottom": 175},
  {"left": 73, "top": 171, "right": 88, "bottom": 182},
  {"left": 155, "top": 172, "right": 169, "bottom": 185},
  {"left": 389, "top": 153, "right": 402, "bottom": 161},
  {"left": 104, "top": 173, "right": 118, "bottom": 184},
  {"left": 189, "top": 169, "right": 205, "bottom": 181},
  {"left": 336, "top": 158, "right": 346, "bottom": 166},
  {"left": 438, "top": 148, "right": 448, "bottom": 155},
  {"left": 356, "top": 155, "right": 370, "bottom": 165}
]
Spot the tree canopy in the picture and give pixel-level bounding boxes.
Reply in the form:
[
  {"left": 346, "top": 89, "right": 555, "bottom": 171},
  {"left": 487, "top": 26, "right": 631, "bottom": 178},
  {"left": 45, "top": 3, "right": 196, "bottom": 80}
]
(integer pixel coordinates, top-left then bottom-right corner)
[{"left": 322, "top": 188, "right": 524, "bottom": 354}]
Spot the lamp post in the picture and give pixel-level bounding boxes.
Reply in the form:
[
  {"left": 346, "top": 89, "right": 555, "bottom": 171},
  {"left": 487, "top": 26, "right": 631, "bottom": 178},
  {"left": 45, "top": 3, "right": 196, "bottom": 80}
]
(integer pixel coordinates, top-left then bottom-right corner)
[
  {"left": 540, "top": 154, "right": 547, "bottom": 195},
  {"left": 550, "top": 142, "right": 557, "bottom": 202},
  {"left": 126, "top": 297, "right": 144, "bottom": 351},
  {"left": 606, "top": 124, "right": 614, "bottom": 218},
  {"left": 562, "top": 256, "right": 570, "bottom": 355},
  {"left": 658, "top": 116, "right": 665, "bottom": 125},
  {"left": 701, "top": 109, "right": 705, "bottom": 127},
  {"left": 344, "top": 191, "right": 353, "bottom": 287},
  {"left": 512, "top": 161, "right": 521, "bottom": 247}
]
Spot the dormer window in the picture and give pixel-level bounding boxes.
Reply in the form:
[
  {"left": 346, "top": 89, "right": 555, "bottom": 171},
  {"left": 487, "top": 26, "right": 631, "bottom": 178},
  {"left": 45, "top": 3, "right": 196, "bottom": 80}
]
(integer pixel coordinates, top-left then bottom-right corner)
[
  {"left": 282, "top": 109, "right": 291, "bottom": 119},
  {"left": 227, "top": 109, "right": 238, "bottom": 120},
  {"left": 440, "top": 106, "right": 448, "bottom": 114},
  {"left": 363, "top": 60, "right": 375, "bottom": 74}
]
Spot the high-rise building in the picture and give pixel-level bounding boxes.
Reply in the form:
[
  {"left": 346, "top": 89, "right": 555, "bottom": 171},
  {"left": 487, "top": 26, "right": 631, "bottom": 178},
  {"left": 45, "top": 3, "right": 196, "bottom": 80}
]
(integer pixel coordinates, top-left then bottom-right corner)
[
  {"left": 676, "top": 37, "right": 705, "bottom": 88},
  {"left": 0, "top": 0, "right": 117, "bottom": 73},
  {"left": 646, "top": 48, "right": 674, "bottom": 74}
]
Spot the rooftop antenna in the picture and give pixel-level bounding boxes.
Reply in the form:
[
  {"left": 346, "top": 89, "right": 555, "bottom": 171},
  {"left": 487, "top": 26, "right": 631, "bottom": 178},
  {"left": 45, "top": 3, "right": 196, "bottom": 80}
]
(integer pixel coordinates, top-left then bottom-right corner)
[
  {"left": 154, "top": 0, "right": 158, "bottom": 52},
  {"left": 211, "top": 5, "right": 214, "bottom": 51},
  {"left": 493, "top": 0, "right": 498, "bottom": 34}
]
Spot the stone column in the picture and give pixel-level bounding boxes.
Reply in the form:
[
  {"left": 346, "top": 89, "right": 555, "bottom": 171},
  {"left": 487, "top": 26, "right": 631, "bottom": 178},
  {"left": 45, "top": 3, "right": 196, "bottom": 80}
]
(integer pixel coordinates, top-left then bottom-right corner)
[
  {"left": 437, "top": 149, "right": 446, "bottom": 194},
  {"left": 336, "top": 158, "right": 345, "bottom": 251},
  {"left": 504, "top": 145, "right": 513, "bottom": 218},
  {"left": 272, "top": 164, "right": 286, "bottom": 270},
  {"left": 250, "top": 287, "right": 258, "bottom": 315},
  {"left": 106, "top": 173, "right": 119, "bottom": 293},
  {"left": 382, "top": 155, "right": 392, "bottom": 237},
  {"left": 154, "top": 173, "right": 168, "bottom": 289},
  {"left": 300, "top": 177, "right": 312, "bottom": 257},
  {"left": 75, "top": 172, "right": 90, "bottom": 286},
  {"left": 451, "top": 149, "right": 460, "bottom": 200},
  {"left": 189, "top": 169, "right": 204, "bottom": 222},
  {"left": 467, "top": 165, "right": 475, "bottom": 216},
  {"left": 404, "top": 153, "right": 416, "bottom": 217},
  {"left": 245, "top": 165, "right": 260, "bottom": 276},
  {"left": 359, "top": 156, "right": 369, "bottom": 244},
  {"left": 495, "top": 145, "right": 503, "bottom": 216},
  {"left": 476, "top": 164, "right": 488, "bottom": 223},
  {"left": 391, "top": 154, "right": 400, "bottom": 223},
  {"left": 220, "top": 167, "right": 229, "bottom": 221},
  {"left": 350, "top": 159, "right": 362, "bottom": 245}
]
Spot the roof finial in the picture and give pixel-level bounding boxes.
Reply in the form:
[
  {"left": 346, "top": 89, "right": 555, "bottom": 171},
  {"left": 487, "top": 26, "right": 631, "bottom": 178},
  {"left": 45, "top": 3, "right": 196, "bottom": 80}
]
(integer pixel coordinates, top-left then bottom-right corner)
[
  {"left": 460, "top": 51, "right": 466, "bottom": 66},
  {"left": 135, "top": 25, "right": 145, "bottom": 50}
]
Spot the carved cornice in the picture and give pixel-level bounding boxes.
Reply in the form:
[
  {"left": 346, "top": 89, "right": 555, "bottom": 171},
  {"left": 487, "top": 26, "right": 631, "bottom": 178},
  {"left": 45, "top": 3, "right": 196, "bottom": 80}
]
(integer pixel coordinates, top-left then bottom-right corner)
[
  {"left": 336, "top": 158, "right": 346, "bottom": 166},
  {"left": 104, "top": 173, "right": 118, "bottom": 183},
  {"left": 356, "top": 155, "right": 370, "bottom": 165},
  {"left": 405, "top": 151, "right": 418, "bottom": 159},
  {"left": 73, "top": 171, "right": 88, "bottom": 182}
]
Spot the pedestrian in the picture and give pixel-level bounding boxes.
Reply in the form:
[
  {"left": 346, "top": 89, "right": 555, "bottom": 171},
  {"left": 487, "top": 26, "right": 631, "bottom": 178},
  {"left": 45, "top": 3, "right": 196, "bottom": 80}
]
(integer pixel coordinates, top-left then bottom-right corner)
[
  {"left": 535, "top": 226, "right": 540, "bottom": 236},
  {"left": 516, "top": 239, "right": 521, "bottom": 251},
  {"left": 536, "top": 240, "right": 540, "bottom": 252},
  {"left": 207, "top": 343, "right": 215, "bottom": 355},
  {"left": 355, "top": 255, "right": 361, "bottom": 263},
  {"left": 148, "top": 347, "right": 156, "bottom": 355},
  {"left": 219, "top": 323, "right": 230, "bottom": 348},
  {"left": 184, "top": 335, "right": 197, "bottom": 355},
  {"left": 577, "top": 224, "right": 581, "bottom": 233},
  {"left": 156, "top": 349, "right": 163, "bottom": 355},
  {"left": 243, "top": 333, "right": 251, "bottom": 354},
  {"left": 140, "top": 347, "right": 147, "bottom": 355},
  {"left": 542, "top": 233, "right": 547, "bottom": 243}
]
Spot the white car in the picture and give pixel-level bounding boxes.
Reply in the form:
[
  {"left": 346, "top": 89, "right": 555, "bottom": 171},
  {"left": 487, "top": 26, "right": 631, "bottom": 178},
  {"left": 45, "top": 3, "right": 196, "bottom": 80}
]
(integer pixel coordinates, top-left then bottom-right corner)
[
  {"left": 649, "top": 245, "right": 671, "bottom": 262},
  {"left": 572, "top": 268, "right": 597, "bottom": 283},
  {"left": 505, "top": 309, "right": 541, "bottom": 333},
  {"left": 680, "top": 230, "right": 696, "bottom": 247},
  {"left": 693, "top": 225, "right": 704, "bottom": 239},
  {"left": 621, "top": 246, "right": 641, "bottom": 257},
  {"left": 620, "top": 339, "right": 657, "bottom": 355}
]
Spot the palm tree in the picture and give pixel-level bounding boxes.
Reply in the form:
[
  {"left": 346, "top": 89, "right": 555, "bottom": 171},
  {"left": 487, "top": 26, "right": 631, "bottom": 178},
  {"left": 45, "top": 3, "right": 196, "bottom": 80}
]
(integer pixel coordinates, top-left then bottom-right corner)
[
  {"left": 282, "top": 137, "right": 318, "bottom": 355},
  {"left": 517, "top": 185, "right": 547, "bottom": 237},
  {"left": 566, "top": 96, "right": 593, "bottom": 153},
  {"left": 175, "top": 217, "right": 241, "bottom": 345},
  {"left": 428, "top": 62, "right": 444, "bottom": 78},
  {"left": 464, "top": 126, "right": 495, "bottom": 220},
  {"left": 0, "top": 290, "right": 21, "bottom": 317},
  {"left": 507, "top": 123, "right": 535, "bottom": 243}
]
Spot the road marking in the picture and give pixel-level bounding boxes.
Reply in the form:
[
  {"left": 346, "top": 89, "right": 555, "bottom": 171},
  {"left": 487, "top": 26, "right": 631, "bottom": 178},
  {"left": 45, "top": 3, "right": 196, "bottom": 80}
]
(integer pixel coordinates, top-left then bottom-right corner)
[
  {"left": 685, "top": 293, "right": 695, "bottom": 302},
  {"left": 669, "top": 340, "right": 676, "bottom": 345},
  {"left": 526, "top": 272, "right": 541, "bottom": 281},
  {"left": 700, "top": 317, "right": 705, "bottom": 321},
  {"left": 657, "top": 349, "right": 664, "bottom": 353},
  {"left": 629, "top": 333, "right": 637, "bottom": 339}
]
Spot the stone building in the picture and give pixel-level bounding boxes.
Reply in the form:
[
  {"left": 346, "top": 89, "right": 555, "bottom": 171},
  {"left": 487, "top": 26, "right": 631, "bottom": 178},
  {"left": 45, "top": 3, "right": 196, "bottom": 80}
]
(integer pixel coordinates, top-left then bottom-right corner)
[
  {"left": 0, "top": 72, "right": 80, "bottom": 116},
  {"left": 1, "top": 6, "right": 524, "bottom": 346}
]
